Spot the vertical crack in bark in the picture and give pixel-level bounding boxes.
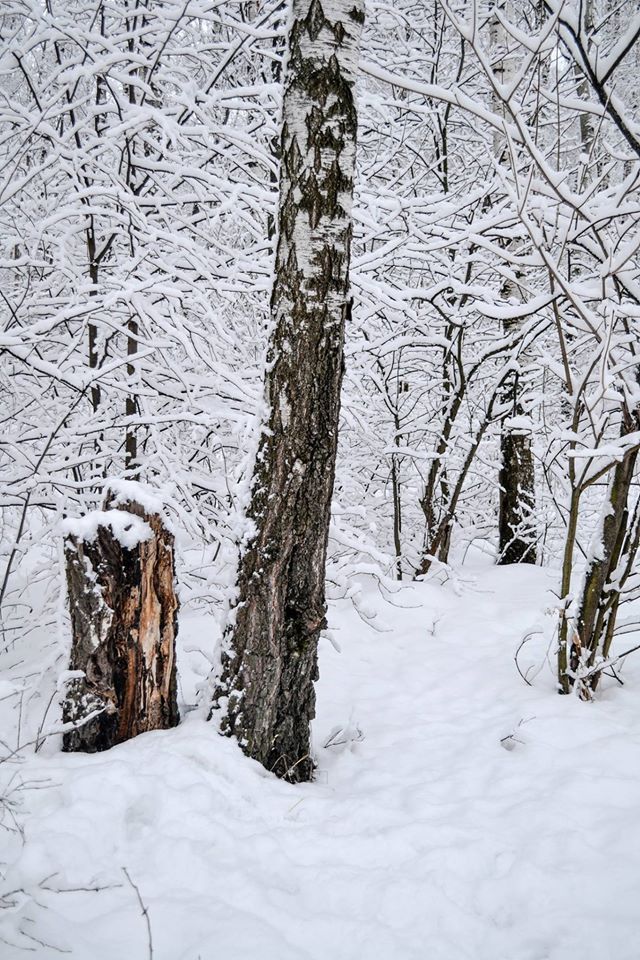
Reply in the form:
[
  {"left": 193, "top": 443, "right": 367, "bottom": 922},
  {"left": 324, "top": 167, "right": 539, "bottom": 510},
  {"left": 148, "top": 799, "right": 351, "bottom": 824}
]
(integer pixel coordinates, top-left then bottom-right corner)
[{"left": 63, "top": 499, "right": 179, "bottom": 752}]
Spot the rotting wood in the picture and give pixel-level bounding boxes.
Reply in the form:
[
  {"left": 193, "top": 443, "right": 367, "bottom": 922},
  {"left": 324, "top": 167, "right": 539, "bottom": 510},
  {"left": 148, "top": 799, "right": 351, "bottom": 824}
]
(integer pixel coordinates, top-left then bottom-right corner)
[{"left": 63, "top": 495, "right": 179, "bottom": 751}]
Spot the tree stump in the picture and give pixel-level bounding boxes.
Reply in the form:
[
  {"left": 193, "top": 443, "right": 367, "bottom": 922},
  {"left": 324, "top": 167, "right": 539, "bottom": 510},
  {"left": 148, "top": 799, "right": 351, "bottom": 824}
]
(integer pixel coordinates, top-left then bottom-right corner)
[{"left": 62, "top": 492, "right": 179, "bottom": 752}]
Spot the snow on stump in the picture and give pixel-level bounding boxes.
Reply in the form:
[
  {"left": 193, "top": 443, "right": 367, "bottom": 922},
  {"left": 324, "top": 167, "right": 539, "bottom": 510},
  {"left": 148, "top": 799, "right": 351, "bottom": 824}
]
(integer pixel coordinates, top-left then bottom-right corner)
[{"left": 62, "top": 484, "right": 179, "bottom": 752}]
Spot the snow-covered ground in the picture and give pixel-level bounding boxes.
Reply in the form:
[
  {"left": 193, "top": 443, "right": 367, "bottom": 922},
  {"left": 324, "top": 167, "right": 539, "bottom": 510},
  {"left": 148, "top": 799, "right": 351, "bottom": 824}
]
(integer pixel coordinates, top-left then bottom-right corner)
[{"left": 3, "top": 558, "right": 640, "bottom": 959}]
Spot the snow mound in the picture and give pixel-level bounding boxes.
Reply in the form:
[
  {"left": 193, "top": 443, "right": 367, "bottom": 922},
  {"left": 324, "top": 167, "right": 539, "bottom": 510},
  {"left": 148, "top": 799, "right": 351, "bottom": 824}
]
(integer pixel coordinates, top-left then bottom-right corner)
[
  {"left": 61, "top": 510, "right": 153, "bottom": 549},
  {"left": 105, "top": 478, "right": 167, "bottom": 515}
]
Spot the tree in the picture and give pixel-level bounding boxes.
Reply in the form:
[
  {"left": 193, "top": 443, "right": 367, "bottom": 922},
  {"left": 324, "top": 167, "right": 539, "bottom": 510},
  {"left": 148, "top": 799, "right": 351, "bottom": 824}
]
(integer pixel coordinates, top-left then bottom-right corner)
[
  {"left": 491, "top": 1, "right": 537, "bottom": 566},
  {"left": 212, "top": 0, "right": 365, "bottom": 782}
]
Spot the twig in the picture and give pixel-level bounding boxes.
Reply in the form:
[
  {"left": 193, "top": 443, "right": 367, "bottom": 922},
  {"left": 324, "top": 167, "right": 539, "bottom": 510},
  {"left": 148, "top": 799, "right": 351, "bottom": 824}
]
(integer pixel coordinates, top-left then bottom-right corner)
[
  {"left": 0, "top": 707, "right": 107, "bottom": 766},
  {"left": 324, "top": 725, "right": 365, "bottom": 748},
  {"left": 514, "top": 631, "right": 542, "bottom": 686},
  {"left": 41, "top": 876, "right": 123, "bottom": 895},
  {"left": 34, "top": 688, "right": 60, "bottom": 753},
  {"left": 19, "top": 920, "right": 71, "bottom": 954},
  {"left": 579, "top": 640, "right": 640, "bottom": 683},
  {"left": 602, "top": 665, "right": 624, "bottom": 686},
  {"left": 122, "top": 868, "right": 153, "bottom": 960}
]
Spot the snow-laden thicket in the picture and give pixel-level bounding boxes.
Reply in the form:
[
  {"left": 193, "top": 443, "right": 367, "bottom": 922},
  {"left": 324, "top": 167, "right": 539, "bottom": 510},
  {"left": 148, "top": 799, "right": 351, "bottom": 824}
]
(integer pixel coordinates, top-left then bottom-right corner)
[{"left": 2, "top": 0, "right": 639, "bottom": 613}]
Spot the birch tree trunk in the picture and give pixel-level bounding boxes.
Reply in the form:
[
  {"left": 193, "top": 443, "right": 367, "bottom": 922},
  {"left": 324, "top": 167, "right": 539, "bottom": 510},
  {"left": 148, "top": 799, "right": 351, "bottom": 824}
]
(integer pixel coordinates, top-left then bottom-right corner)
[{"left": 212, "top": 0, "right": 364, "bottom": 782}]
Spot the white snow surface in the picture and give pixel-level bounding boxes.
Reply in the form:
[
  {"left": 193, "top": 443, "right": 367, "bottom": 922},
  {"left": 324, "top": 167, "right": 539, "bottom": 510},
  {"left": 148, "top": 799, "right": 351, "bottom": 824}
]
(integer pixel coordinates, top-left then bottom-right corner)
[
  {"left": 61, "top": 510, "right": 153, "bottom": 549},
  {"left": 105, "top": 478, "right": 167, "bottom": 515},
  {"left": 3, "top": 559, "right": 640, "bottom": 959}
]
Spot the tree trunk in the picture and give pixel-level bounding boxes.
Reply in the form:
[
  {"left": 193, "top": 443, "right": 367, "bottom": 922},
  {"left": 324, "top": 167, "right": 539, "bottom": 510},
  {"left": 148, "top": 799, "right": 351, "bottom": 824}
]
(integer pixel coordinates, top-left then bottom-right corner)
[
  {"left": 567, "top": 444, "right": 638, "bottom": 694},
  {"left": 63, "top": 495, "right": 179, "bottom": 751},
  {"left": 211, "top": 0, "right": 364, "bottom": 783},
  {"left": 498, "top": 419, "right": 536, "bottom": 564},
  {"left": 491, "top": 5, "right": 537, "bottom": 566}
]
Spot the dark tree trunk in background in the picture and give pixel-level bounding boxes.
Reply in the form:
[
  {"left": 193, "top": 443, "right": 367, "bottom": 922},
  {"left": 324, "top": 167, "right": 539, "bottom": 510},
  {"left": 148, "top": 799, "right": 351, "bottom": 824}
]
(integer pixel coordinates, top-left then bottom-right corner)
[
  {"left": 498, "top": 420, "right": 536, "bottom": 565},
  {"left": 63, "top": 496, "right": 179, "bottom": 751},
  {"left": 212, "top": 0, "right": 364, "bottom": 783},
  {"left": 491, "top": 7, "right": 537, "bottom": 567}
]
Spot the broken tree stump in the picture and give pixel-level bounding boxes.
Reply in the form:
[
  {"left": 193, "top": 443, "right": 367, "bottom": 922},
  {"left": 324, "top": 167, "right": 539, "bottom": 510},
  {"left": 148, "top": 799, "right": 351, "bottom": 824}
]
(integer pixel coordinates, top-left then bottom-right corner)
[{"left": 62, "top": 488, "right": 179, "bottom": 752}]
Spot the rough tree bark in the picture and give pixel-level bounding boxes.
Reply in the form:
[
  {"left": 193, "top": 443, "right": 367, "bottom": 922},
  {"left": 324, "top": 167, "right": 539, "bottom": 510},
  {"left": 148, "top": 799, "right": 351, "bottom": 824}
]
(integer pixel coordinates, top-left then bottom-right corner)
[
  {"left": 211, "top": 0, "right": 364, "bottom": 783},
  {"left": 63, "top": 493, "right": 179, "bottom": 751},
  {"left": 498, "top": 387, "right": 537, "bottom": 565},
  {"left": 566, "top": 435, "right": 638, "bottom": 695}
]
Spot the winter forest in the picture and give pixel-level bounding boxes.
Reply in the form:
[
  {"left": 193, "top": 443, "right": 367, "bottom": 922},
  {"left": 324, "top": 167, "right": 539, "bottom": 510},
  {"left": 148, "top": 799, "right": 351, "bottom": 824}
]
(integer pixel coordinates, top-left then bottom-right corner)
[{"left": 1, "top": 0, "right": 640, "bottom": 956}]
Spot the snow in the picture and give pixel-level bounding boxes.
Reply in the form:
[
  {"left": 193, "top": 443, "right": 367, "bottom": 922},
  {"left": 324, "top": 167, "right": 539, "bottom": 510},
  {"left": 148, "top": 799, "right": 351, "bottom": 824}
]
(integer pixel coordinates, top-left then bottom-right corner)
[
  {"left": 3, "top": 557, "right": 640, "bottom": 959},
  {"left": 61, "top": 510, "right": 153, "bottom": 550},
  {"left": 105, "top": 479, "right": 167, "bottom": 515}
]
